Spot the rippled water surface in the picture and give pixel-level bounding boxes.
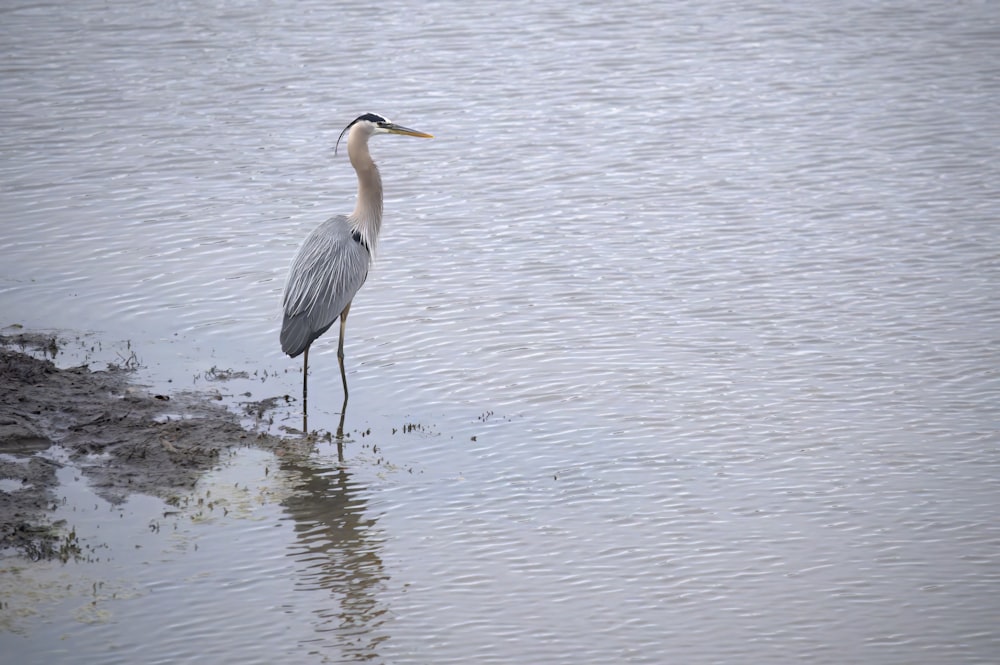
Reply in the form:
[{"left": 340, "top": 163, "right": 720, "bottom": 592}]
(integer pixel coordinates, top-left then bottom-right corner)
[{"left": 2, "top": 0, "right": 999, "bottom": 663}]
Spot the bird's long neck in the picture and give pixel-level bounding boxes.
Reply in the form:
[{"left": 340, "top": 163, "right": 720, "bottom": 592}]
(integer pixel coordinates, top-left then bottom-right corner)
[{"left": 347, "top": 130, "right": 383, "bottom": 254}]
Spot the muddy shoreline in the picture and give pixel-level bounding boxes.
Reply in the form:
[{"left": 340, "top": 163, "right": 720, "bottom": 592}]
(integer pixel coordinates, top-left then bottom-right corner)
[{"left": 0, "top": 333, "right": 288, "bottom": 559}]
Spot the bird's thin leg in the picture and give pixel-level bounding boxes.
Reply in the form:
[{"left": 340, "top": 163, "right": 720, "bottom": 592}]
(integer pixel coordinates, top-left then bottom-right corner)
[
  {"left": 302, "top": 346, "right": 309, "bottom": 433},
  {"left": 335, "top": 398, "right": 347, "bottom": 462},
  {"left": 338, "top": 302, "right": 352, "bottom": 400}
]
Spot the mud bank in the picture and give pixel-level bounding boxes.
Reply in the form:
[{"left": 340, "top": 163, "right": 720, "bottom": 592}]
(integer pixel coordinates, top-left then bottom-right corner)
[{"left": 0, "top": 334, "right": 287, "bottom": 559}]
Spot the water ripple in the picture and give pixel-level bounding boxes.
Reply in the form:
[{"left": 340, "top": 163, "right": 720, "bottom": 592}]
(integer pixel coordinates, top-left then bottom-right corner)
[{"left": 3, "top": 0, "right": 1000, "bottom": 662}]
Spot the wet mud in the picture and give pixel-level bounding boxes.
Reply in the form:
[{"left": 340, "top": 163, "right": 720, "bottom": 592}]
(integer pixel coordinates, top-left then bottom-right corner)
[{"left": 0, "top": 334, "right": 286, "bottom": 559}]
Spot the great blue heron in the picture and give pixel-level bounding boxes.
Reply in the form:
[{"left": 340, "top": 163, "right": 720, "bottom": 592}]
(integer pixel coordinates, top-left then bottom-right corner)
[{"left": 280, "top": 113, "right": 433, "bottom": 407}]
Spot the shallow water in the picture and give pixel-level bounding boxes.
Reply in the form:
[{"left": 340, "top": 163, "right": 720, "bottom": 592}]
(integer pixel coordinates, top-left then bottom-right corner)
[{"left": 2, "top": 0, "right": 999, "bottom": 662}]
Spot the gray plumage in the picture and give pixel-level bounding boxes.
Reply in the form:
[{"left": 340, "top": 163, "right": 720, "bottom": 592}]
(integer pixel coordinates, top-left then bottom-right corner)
[
  {"left": 280, "top": 215, "right": 369, "bottom": 358},
  {"left": 280, "top": 113, "right": 433, "bottom": 405}
]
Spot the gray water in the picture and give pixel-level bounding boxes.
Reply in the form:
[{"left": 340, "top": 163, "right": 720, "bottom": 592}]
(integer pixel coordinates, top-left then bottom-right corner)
[{"left": 2, "top": 0, "right": 999, "bottom": 662}]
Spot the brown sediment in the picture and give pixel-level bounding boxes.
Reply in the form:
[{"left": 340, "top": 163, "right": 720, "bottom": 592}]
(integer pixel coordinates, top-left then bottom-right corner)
[{"left": 0, "top": 336, "right": 286, "bottom": 559}]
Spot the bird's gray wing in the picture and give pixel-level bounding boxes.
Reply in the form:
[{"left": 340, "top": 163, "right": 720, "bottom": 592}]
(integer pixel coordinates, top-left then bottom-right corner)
[{"left": 280, "top": 215, "right": 370, "bottom": 357}]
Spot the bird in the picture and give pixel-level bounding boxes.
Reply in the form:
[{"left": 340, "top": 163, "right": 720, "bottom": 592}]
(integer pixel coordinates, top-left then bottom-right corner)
[{"left": 280, "top": 113, "right": 433, "bottom": 408}]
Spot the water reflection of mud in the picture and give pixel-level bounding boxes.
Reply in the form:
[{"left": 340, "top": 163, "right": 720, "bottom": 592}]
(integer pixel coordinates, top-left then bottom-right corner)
[{"left": 279, "top": 408, "right": 388, "bottom": 660}]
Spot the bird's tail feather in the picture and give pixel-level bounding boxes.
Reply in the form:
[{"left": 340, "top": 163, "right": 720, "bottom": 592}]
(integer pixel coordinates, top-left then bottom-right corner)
[{"left": 280, "top": 313, "right": 326, "bottom": 358}]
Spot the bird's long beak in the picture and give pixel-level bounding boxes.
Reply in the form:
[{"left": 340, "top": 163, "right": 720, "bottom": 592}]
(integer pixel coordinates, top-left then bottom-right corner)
[{"left": 385, "top": 123, "right": 434, "bottom": 139}]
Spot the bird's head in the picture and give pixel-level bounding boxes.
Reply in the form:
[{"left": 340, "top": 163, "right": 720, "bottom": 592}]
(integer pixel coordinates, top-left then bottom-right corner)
[{"left": 335, "top": 113, "right": 433, "bottom": 155}]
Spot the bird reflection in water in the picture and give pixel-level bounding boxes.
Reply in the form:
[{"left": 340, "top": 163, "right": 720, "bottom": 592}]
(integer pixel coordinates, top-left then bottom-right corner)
[
  {"left": 278, "top": 406, "right": 388, "bottom": 659},
  {"left": 300, "top": 392, "right": 347, "bottom": 447}
]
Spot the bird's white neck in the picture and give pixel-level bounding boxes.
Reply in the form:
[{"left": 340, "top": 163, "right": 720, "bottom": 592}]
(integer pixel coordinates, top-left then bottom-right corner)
[{"left": 347, "top": 129, "right": 383, "bottom": 254}]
